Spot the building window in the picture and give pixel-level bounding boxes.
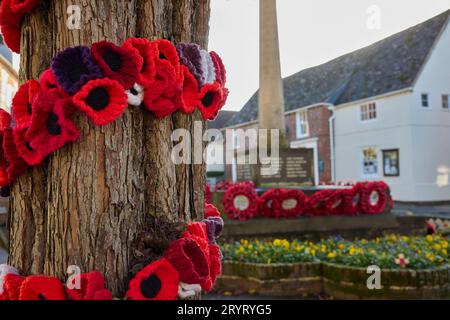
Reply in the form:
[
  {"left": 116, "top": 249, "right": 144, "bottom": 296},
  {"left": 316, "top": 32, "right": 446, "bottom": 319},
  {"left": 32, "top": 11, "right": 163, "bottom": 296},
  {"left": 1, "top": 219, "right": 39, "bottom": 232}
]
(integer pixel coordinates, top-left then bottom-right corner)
[
  {"left": 360, "top": 102, "right": 377, "bottom": 121},
  {"left": 295, "top": 110, "right": 309, "bottom": 138},
  {"left": 442, "top": 94, "right": 449, "bottom": 109},
  {"left": 362, "top": 146, "right": 378, "bottom": 177},
  {"left": 421, "top": 93, "right": 429, "bottom": 108},
  {"left": 382, "top": 149, "right": 400, "bottom": 177}
]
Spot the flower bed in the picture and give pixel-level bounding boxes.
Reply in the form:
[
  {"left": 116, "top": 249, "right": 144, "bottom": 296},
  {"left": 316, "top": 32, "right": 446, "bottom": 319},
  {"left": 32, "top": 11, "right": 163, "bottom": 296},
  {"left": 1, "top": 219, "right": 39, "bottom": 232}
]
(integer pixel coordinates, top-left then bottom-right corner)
[{"left": 217, "top": 235, "right": 450, "bottom": 299}]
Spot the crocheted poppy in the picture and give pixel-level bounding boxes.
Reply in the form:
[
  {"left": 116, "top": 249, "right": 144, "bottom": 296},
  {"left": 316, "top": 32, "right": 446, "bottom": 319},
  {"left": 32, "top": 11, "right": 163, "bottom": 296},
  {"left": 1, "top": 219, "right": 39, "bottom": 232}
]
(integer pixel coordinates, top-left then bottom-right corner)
[
  {"left": 182, "top": 231, "right": 212, "bottom": 292},
  {"left": 126, "top": 83, "right": 144, "bottom": 107},
  {"left": 11, "top": 80, "right": 41, "bottom": 125},
  {"left": 203, "top": 216, "right": 224, "bottom": 244},
  {"left": 210, "top": 51, "right": 227, "bottom": 86},
  {"left": 179, "top": 66, "right": 199, "bottom": 114},
  {"left": 26, "top": 92, "right": 80, "bottom": 157},
  {"left": 204, "top": 202, "right": 220, "bottom": 218},
  {"left": 0, "top": 24, "right": 21, "bottom": 53},
  {"left": 126, "top": 258, "right": 179, "bottom": 300},
  {"left": 19, "top": 275, "right": 66, "bottom": 300},
  {"left": 176, "top": 43, "right": 203, "bottom": 85},
  {"left": 66, "top": 271, "right": 112, "bottom": 300},
  {"left": 222, "top": 182, "right": 258, "bottom": 220},
  {"left": 9, "top": 0, "right": 40, "bottom": 14},
  {"left": 197, "top": 81, "right": 225, "bottom": 121},
  {"left": 13, "top": 124, "right": 47, "bottom": 165},
  {"left": 51, "top": 46, "right": 102, "bottom": 94},
  {"left": 3, "top": 128, "right": 29, "bottom": 182},
  {"left": 91, "top": 40, "right": 140, "bottom": 89},
  {"left": 0, "top": 111, "right": 11, "bottom": 187},
  {"left": 164, "top": 237, "right": 210, "bottom": 286},
  {"left": 154, "top": 39, "right": 181, "bottom": 75},
  {"left": 39, "top": 69, "right": 62, "bottom": 91},
  {"left": 73, "top": 78, "right": 128, "bottom": 126},
  {"left": 0, "top": 264, "right": 18, "bottom": 299},
  {"left": 0, "top": 0, "right": 23, "bottom": 25},
  {"left": 208, "top": 244, "right": 222, "bottom": 287},
  {"left": 2, "top": 274, "right": 25, "bottom": 300},
  {"left": 122, "top": 37, "right": 156, "bottom": 87},
  {"left": 187, "top": 222, "right": 208, "bottom": 241}
]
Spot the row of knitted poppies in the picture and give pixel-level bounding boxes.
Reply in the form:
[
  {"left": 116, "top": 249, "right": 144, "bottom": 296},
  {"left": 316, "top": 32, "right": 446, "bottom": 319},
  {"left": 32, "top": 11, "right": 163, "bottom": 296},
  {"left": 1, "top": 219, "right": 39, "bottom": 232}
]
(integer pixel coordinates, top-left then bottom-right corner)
[
  {"left": 0, "top": 37, "right": 228, "bottom": 191},
  {"left": 0, "top": 203, "right": 224, "bottom": 300},
  {"left": 220, "top": 181, "right": 391, "bottom": 221}
]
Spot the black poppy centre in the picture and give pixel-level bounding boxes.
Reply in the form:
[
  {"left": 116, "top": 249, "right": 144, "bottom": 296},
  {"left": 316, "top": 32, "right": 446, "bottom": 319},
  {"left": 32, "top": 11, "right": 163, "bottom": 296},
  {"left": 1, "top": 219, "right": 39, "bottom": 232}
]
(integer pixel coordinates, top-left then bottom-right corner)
[
  {"left": 140, "top": 273, "right": 162, "bottom": 299},
  {"left": 202, "top": 91, "right": 215, "bottom": 107},
  {"left": 103, "top": 51, "right": 122, "bottom": 72},
  {"left": 47, "top": 112, "right": 62, "bottom": 135},
  {"left": 86, "top": 87, "right": 110, "bottom": 111}
]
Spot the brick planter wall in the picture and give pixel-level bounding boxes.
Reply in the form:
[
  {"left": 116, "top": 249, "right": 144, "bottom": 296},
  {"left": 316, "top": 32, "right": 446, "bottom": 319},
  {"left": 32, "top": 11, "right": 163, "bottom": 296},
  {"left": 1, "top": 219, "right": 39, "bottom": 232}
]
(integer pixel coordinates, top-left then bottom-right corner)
[{"left": 217, "top": 261, "right": 450, "bottom": 299}]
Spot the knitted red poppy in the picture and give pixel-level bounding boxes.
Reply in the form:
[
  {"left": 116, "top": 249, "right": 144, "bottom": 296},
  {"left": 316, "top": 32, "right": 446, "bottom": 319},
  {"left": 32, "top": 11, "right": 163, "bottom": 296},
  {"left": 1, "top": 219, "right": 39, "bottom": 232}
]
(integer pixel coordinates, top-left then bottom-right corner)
[
  {"left": 66, "top": 271, "right": 112, "bottom": 300},
  {"left": 39, "top": 69, "right": 62, "bottom": 91},
  {"left": 0, "top": 111, "right": 11, "bottom": 187},
  {"left": 2, "top": 274, "right": 25, "bottom": 300},
  {"left": 182, "top": 231, "right": 212, "bottom": 292},
  {"left": 26, "top": 92, "right": 80, "bottom": 157},
  {"left": 19, "top": 275, "right": 66, "bottom": 300},
  {"left": 187, "top": 222, "right": 208, "bottom": 241},
  {"left": 204, "top": 202, "right": 220, "bottom": 218},
  {"left": 164, "top": 237, "right": 210, "bottom": 286},
  {"left": 258, "top": 188, "right": 282, "bottom": 218},
  {"left": 0, "top": 24, "right": 21, "bottom": 54},
  {"left": 208, "top": 244, "right": 222, "bottom": 288},
  {"left": 276, "top": 189, "right": 307, "bottom": 218},
  {"left": 305, "top": 189, "right": 335, "bottom": 216},
  {"left": 210, "top": 51, "right": 226, "bottom": 86},
  {"left": 126, "top": 258, "right": 179, "bottom": 300},
  {"left": 13, "top": 124, "right": 47, "bottom": 165},
  {"left": 12, "top": 80, "right": 41, "bottom": 125},
  {"left": 73, "top": 78, "right": 128, "bottom": 126},
  {"left": 153, "top": 39, "right": 181, "bottom": 76},
  {"left": 3, "top": 128, "right": 29, "bottom": 182},
  {"left": 9, "top": 0, "right": 40, "bottom": 14},
  {"left": 179, "top": 66, "right": 199, "bottom": 114},
  {"left": 91, "top": 40, "right": 140, "bottom": 89},
  {"left": 122, "top": 37, "right": 157, "bottom": 87},
  {"left": 0, "top": 0, "right": 22, "bottom": 24},
  {"left": 197, "top": 81, "right": 225, "bottom": 121}
]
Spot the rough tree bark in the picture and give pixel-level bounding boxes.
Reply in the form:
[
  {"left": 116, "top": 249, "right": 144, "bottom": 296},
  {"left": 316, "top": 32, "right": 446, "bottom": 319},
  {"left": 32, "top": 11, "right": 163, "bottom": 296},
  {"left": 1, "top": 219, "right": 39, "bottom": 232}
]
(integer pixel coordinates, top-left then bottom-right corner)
[{"left": 7, "top": 0, "right": 210, "bottom": 296}]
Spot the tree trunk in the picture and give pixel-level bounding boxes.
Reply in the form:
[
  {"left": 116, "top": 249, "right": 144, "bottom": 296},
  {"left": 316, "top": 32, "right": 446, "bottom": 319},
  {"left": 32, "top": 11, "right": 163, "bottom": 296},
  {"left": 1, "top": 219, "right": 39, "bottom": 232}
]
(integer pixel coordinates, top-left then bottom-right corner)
[{"left": 7, "top": 0, "right": 210, "bottom": 296}]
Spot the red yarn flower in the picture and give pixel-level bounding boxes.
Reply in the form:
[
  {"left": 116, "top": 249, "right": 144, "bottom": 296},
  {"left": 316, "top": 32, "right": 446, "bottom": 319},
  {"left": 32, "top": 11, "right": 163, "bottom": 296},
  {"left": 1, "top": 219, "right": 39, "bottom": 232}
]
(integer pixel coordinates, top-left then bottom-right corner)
[
  {"left": 126, "top": 258, "right": 179, "bottom": 300},
  {"left": 19, "top": 275, "right": 66, "bottom": 300},
  {"left": 164, "top": 237, "right": 210, "bottom": 286},
  {"left": 122, "top": 37, "right": 157, "bottom": 87},
  {"left": 204, "top": 202, "right": 220, "bottom": 218},
  {"left": 210, "top": 51, "right": 227, "bottom": 86},
  {"left": 12, "top": 79, "right": 41, "bottom": 125},
  {"left": 9, "top": 0, "right": 40, "bottom": 14},
  {"left": 2, "top": 128, "right": 29, "bottom": 183},
  {"left": 208, "top": 244, "right": 222, "bottom": 288},
  {"left": 197, "top": 81, "right": 225, "bottom": 120},
  {"left": 13, "top": 124, "right": 47, "bottom": 165},
  {"left": 39, "top": 69, "right": 62, "bottom": 91},
  {"left": 73, "top": 78, "right": 128, "bottom": 126},
  {"left": 26, "top": 91, "right": 80, "bottom": 157},
  {"left": 222, "top": 182, "right": 258, "bottom": 220},
  {"left": 0, "top": 25, "right": 21, "bottom": 53},
  {"left": 0, "top": 0, "right": 23, "bottom": 25},
  {"left": 1, "top": 274, "right": 25, "bottom": 300},
  {"left": 91, "top": 40, "right": 140, "bottom": 89},
  {"left": 153, "top": 39, "right": 181, "bottom": 76},
  {"left": 180, "top": 66, "right": 199, "bottom": 114},
  {"left": 0, "top": 110, "right": 12, "bottom": 187},
  {"left": 66, "top": 271, "right": 112, "bottom": 300}
]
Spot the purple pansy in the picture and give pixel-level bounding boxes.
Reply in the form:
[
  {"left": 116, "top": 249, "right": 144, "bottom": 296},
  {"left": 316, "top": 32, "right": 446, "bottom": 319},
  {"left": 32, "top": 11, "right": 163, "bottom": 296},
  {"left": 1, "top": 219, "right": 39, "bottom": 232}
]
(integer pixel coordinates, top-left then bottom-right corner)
[{"left": 51, "top": 46, "right": 102, "bottom": 94}]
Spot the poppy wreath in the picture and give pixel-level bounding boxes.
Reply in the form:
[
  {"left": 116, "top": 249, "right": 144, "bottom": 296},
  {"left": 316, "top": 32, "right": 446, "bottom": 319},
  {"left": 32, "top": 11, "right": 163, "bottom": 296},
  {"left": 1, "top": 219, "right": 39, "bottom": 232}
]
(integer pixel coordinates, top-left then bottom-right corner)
[
  {"left": 305, "top": 189, "right": 335, "bottom": 216},
  {"left": 359, "top": 181, "right": 389, "bottom": 215},
  {"left": 323, "top": 189, "right": 346, "bottom": 216},
  {"left": 275, "top": 189, "right": 307, "bottom": 218},
  {"left": 0, "top": 37, "right": 228, "bottom": 193},
  {"left": 257, "top": 188, "right": 282, "bottom": 218},
  {"left": 341, "top": 183, "right": 363, "bottom": 216},
  {"left": 222, "top": 182, "right": 258, "bottom": 220}
]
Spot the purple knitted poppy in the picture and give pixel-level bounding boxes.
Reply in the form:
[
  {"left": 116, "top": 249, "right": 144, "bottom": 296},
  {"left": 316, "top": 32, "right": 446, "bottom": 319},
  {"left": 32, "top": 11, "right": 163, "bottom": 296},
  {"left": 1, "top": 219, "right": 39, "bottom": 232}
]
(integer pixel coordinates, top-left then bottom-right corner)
[
  {"left": 203, "top": 216, "right": 224, "bottom": 244},
  {"left": 176, "top": 43, "right": 203, "bottom": 87},
  {"left": 51, "top": 46, "right": 102, "bottom": 94}
]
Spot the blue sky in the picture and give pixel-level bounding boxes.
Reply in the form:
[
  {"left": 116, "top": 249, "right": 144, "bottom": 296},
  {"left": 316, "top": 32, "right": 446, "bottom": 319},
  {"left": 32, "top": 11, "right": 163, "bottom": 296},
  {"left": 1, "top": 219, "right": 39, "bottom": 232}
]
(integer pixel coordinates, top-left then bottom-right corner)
[{"left": 208, "top": 0, "right": 450, "bottom": 111}]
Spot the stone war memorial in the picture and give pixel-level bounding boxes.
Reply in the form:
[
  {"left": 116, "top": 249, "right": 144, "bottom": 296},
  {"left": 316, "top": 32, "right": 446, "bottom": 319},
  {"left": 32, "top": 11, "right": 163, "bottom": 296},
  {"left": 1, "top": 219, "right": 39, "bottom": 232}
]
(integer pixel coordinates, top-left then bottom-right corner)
[{"left": 0, "top": 0, "right": 449, "bottom": 308}]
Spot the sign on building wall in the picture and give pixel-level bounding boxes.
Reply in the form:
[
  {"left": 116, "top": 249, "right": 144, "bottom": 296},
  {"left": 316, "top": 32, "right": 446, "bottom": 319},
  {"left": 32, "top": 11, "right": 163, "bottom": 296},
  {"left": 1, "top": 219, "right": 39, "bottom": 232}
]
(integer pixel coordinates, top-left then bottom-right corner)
[{"left": 236, "top": 148, "right": 315, "bottom": 186}]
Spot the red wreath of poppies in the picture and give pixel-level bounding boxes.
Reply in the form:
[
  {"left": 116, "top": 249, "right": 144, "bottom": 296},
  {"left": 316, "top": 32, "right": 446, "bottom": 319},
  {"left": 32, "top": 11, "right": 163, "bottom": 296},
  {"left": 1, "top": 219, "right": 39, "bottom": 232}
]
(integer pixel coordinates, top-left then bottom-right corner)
[
  {"left": 341, "top": 184, "right": 362, "bottom": 216},
  {"left": 73, "top": 78, "right": 128, "bottom": 126},
  {"left": 126, "top": 258, "right": 179, "bottom": 300},
  {"left": 11, "top": 79, "right": 41, "bottom": 125},
  {"left": 257, "top": 188, "right": 281, "bottom": 218},
  {"left": 122, "top": 37, "right": 157, "bottom": 88},
  {"left": 222, "top": 182, "right": 258, "bottom": 220},
  {"left": 276, "top": 189, "right": 307, "bottom": 218},
  {"left": 323, "top": 189, "right": 346, "bottom": 216},
  {"left": 305, "top": 189, "right": 335, "bottom": 216},
  {"left": 360, "top": 181, "right": 389, "bottom": 215}
]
